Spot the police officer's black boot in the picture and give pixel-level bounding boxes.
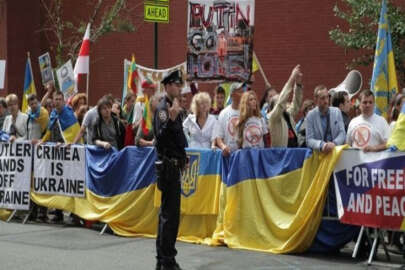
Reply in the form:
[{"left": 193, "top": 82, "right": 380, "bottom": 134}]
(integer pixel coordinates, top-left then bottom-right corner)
[
  {"left": 155, "top": 261, "right": 161, "bottom": 270},
  {"left": 162, "top": 262, "right": 182, "bottom": 270}
]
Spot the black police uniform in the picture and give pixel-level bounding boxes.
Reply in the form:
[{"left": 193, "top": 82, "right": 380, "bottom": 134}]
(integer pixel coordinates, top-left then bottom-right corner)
[{"left": 153, "top": 72, "right": 188, "bottom": 270}]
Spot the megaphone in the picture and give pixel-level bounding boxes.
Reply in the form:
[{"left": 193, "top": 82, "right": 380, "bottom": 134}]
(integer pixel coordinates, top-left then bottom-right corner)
[{"left": 329, "top": 70, "right": 363, "bottom": 99}]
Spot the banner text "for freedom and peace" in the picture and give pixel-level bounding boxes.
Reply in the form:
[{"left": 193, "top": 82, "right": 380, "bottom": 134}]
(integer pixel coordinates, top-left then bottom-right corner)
[{"left": 344, "top": 166, "right": 405, "bottom": 217}]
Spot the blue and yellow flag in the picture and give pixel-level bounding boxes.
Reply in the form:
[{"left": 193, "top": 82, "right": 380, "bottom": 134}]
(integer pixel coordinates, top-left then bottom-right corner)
[
  {"left": 42, "top": 105, "right": 81, "bottom": 143},
  {"left": 27, "top": 106, "right": 49, "bottom": 134},
  {"left": 22, "top": 55, "right": 37, "bottom": 113},
  {"left": 387, "top": 103, "right": 405, "bottom": 150},
  {"left": 371, "top": 0, "right": 398, "bottom": 119}
]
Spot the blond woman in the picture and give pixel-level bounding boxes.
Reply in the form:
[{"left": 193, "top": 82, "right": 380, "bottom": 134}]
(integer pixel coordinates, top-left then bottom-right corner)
[
  {"left": 236, "top": 91, "right": 269, "bottom": 148},
  {"left": 183, "top": 92, "right": 217, "bottom": 149}
]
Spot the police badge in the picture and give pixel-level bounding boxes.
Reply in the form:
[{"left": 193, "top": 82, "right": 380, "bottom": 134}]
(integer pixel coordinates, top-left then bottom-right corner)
[
  {"left": 158, "top": 110, "right": 168, "bottom": 122},
  {"left": 181, "top": 152, "right": 200, "bottom": 197}
]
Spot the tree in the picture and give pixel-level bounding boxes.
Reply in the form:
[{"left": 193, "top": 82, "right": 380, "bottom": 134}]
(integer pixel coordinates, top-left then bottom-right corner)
[
  {"left": 40, "top": 0, "right": 143, "bottom": 67},
  {"left": 329, "top": 0, "right": 405, "bottom": 85}
]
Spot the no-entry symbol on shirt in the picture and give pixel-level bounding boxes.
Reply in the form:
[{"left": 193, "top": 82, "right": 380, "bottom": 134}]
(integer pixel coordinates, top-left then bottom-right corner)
[
  {"left": 245, "top": 124, "right": 261, "bottom": 145},
  {"left": 228, "top": 116, "right": 239, "bottom": 137},
  {"left": 352, "top": 125, "right": 371, "bottom": 147}
]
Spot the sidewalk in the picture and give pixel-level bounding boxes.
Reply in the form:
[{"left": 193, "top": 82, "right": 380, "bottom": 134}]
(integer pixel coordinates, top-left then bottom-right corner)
[{"left": 0, "top": 221, "right": 403, "bottom": 270}]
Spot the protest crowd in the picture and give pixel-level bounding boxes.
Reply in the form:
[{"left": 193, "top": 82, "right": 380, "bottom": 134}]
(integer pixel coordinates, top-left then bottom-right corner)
[
  {"left": 1, "top": 56, "right": 404, "bottom": 269},
  {"left": 0, "top": 62, "right": 401, "bottom": 216},
  {"left": 2, "top": 1, "right": 405, "bottom": 269}
]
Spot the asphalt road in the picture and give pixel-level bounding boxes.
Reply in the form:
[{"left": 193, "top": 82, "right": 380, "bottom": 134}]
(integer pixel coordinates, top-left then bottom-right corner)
[{"left": 0, "top": 221, "right": 403, "bottom": 270}]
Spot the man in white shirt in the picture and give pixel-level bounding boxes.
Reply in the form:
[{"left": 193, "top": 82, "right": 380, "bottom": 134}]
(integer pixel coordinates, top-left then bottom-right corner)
[
  {"left": 346, "top": 90, "right": 389, "bottom": 152},
  {"left": 213, "top": 82, "right": 244, "bottom": 156}
]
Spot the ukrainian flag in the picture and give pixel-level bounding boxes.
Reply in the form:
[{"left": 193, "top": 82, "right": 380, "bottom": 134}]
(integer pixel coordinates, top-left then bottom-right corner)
[
  {"left": 25, "top": 145, "right": 345, "bottom": 253},
  {"left": 212, "top": 147, "right": 345, "bottom": 253},
  {"left": 154, "top": 148, "right": 223, "bottom": 244},
  {"left": 371, "top": 0, "right": 398, "bottom": 119},
  {"left": 27, "top": 106, "right": 49, "bottom": 134},
  {"left": 31, "top": 146, "right": 160, "bottom": 237},
  {"left": 42, "top": 106, "right": 81, "bottom": 143},
  {"left": 387, "top": 103, "right": 405, "bottom": 150},
  {"left": 22, "top": 55, "right": 37, "bottom": 113}
]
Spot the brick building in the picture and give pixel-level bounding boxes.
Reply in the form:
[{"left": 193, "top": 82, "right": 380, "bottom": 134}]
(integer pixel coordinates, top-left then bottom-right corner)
[{"left": 0, "top": 0, "right": 374, "bottom": 106}]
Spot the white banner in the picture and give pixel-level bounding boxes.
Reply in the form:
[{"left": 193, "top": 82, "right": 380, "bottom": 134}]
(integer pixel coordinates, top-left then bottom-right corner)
[
  {"left": 0, "top": 142, "right": 33, "bottom": 210},
  {"left": 123, "top": 60, "right": 190, "bottom": 96},
  {"left": 33, "top": 144, "right": 86, "bottom": 197}
]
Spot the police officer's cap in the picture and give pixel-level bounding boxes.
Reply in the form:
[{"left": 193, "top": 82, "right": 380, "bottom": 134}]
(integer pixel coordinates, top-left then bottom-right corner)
[{"left": 162, "top": 69, "right": 183, "bottom": 85}]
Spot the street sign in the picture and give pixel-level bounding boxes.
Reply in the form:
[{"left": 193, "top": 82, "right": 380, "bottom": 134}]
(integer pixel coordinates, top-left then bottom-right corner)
[{"left": 144, "top": 2, "right": 169, "bottom": 23}]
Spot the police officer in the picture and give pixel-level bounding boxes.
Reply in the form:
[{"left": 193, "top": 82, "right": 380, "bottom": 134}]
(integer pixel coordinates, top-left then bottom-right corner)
[{"left": 153, "top": 69, "right": 187, "bottom": 270}]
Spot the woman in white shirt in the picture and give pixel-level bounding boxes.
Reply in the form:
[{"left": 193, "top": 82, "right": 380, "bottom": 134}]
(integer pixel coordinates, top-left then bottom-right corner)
[
  {"left": 2, "top": 94, "right": 28, "bottom": 142},
  {"left": 236, "top": 91, "right": 270, "bottom": 148},
  {"left": 183, "top": 92, "right": 217, "bottom": 149}
]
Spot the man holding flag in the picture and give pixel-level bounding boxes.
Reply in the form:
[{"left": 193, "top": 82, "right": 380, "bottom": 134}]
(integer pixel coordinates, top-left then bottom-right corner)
[
  {"left": 40, "top": 90, "right": 81, "bottom": 223},
  {"left": 370, "top": 0, "right": 398, "bottom": 119}
]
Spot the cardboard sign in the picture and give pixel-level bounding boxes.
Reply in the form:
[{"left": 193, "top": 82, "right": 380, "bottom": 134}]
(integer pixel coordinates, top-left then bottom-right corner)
[
  {"left": 56, "top": 60, "right": 76, "bottom": 100},
  {"left": 0, "top": 143, "right": 33, "bottom": 210},
  {"left": 0, "top": 60, "right": 5, "bottom": 89},
  {"left": 38, "top": 52, "right": 55, "bottom": 85},
  {"left": 33, "top": 144, "right": 86, "bottom": 197},
  {"left": 186, "top": 0, "right": 255, "bottom": 82}
]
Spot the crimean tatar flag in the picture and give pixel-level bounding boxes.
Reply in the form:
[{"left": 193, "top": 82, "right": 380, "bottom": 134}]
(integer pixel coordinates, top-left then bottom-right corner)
[
  {"left": 22, "top": 54, "right": 37, "bottom": 113},
  {"left": 370, "top": 0, "right": 398, "bottom": 119},
  {"left": 127, "top": 54, "right": 139, "bottom": 94},
  {"left": 141, "top": 96, "right": 152, "bottom": 136}
]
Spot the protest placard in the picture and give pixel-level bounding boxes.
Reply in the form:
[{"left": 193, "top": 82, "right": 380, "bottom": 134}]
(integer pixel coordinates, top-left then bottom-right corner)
[
  {"left": 0, "top": 60, "right": 5, "bottom": 89},
  {"left": 0, "top": 142, "right": 32, "bottom": 210},
  {"left": 186, "top": 0, "right": 255, "bottom": 82},
  {"left": 56, "top": 60, "right": 76, "bottom": 100},
  {"left": 38, "top": 52, "right": 55, "bottom": 85},
  {"left": 334, "top": 149, "right": 405, "bottom": 231},
  {"left": 33, "top": 144, "right": 86, "bottom": 197}
]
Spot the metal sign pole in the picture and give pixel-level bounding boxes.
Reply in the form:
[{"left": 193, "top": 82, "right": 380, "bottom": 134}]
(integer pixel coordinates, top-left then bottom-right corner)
[{"left": 154, "top": 22, "right": 158, "bottom": 69}]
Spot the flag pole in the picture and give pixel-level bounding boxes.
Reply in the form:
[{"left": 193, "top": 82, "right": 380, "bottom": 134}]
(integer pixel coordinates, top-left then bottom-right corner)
[
  {"left": 253, "top": 51, "right": 271, "bottom": 87},
  {"left": 86, "top": 73, "right": 89, "bottom": 102}
]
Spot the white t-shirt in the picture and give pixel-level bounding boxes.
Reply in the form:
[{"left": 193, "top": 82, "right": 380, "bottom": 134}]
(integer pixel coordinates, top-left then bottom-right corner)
[
  {"left": 183, "top": 114, "right": 217, "bottom": 149},
  {"left": 346, "top": 113, "right": 390, "bottom": 148},
  {"left": 241, "top": 116, "right": 268, "bottom": 148},
  {"left": 2, "top": 111, "right": 28, "bottom": 141},
  {"left": 212, "top": 105, "right": 240, "bottom": 152},
  {"left": 389, "top": 121, "right": 396, "bottom": 134},
  {"left": 82, "top": 107, "right": 98, "bottom": 144}
]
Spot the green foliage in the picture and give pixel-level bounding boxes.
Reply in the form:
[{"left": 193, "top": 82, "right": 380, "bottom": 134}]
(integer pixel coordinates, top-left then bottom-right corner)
[
  {"left": 329, "top": 0, "right": 405, "bottom": 84},
  {"left": 40, "top": 0, "right": 139, "bottom": 67}
]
